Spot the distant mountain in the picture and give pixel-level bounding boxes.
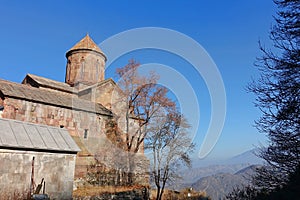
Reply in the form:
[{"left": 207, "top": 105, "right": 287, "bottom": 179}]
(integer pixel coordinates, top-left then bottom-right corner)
[
  {"left": 191, "top": 165, "right": 261, "bottom": 200},
  {"left": 171, "top": 149, "right": 264, "bottom": 198},
  {"left": 235, "top": 164, "right": 261, "bottom": 176},
  {"left": 223, "top": 148, "right": 264, "bottom": 165},
  {"left": 192, "top": 148, "right": 264, "bottom": 168},
  {"left": 179, "top": 148, "right": 263, "bottom": 185},
  {"left": 177, "top": 163, "right": 251, "bottom": 187}
]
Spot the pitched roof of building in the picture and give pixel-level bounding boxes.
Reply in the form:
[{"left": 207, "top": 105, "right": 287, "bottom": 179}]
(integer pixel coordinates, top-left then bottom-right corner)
[
  {"left": 67, "top": 34, "right": 106, "bottom": 57},
  {"left": 0, "top": 118, "right": 80, "bottom": 153},
  {"left": 0, "top": 79, "right": 113, "bottom": 116},
  {"left": 78, "top": 78, "right": 117, "bottom": 93},
  {"left": 22, "top": 73, "right": 78, "bottom": 94}
]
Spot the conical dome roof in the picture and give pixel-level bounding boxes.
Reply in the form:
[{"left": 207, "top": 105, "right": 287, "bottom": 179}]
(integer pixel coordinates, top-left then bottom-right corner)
[{"left": 66, "top": 34, "right": 105, "bottom": 57}]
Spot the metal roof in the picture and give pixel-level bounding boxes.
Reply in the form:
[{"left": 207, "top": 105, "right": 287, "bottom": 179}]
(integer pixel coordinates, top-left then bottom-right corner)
[{"left": 0, "top": 118, "right": 80, "bottom": 153}]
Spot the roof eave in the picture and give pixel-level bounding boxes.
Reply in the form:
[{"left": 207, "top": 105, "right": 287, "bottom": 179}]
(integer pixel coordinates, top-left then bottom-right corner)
[
  {"left": 65, "top": 48, "right": 107, "bottom": 61},
  {"left": 0, "top": 145, "right": 80, "bottom": 154}
]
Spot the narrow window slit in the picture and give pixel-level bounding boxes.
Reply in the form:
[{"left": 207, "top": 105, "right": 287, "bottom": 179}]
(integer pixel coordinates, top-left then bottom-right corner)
[{"left": 84, "top": 129, "right": 88, "bottom": 139}]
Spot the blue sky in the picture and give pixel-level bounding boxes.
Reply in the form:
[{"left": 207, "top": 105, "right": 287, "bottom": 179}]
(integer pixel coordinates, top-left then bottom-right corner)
[{"left": 0, "top": 1, "right": 277, "bottom": 160}]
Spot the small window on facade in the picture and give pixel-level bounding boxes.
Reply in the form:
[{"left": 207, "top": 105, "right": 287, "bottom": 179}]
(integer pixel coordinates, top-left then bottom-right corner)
[
  {"left": 84, "top": 129, "right": 88, "bottom": 139},
  {"left": 80, "top": 58, "right": 85, "bottom": 80},
  {"left": 96, "top": 60, "right": 99, "bottom": 80},
  {"left": 67, "top": 60, "right": 71, "bottom": 81}
]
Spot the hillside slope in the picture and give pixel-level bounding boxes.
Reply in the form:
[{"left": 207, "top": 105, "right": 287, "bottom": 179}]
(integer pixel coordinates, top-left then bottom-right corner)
[{"left": 191, "top": 165, "right": 261, "bottom": 200}]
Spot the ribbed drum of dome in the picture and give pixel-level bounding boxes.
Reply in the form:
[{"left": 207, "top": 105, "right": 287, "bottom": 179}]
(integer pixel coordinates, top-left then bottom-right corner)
[{"left": 65, "top": 34, "right": 107, "bottom": 86}]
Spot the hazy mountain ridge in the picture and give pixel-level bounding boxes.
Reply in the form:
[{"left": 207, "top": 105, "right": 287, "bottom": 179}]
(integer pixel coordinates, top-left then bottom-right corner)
[
  {"left": 191, "top": 165, "right": 261, "bottom": 200},
  {"left": 235, "top": 164, "right": 262, "bottom": 175},
  {"left": 224, "top": 148, "right": 263, "bottom": 165},
  {"left": 171, "top": 149, "right": 264, "bottom": 199},
  {"left": 180, "top": 148, "right": 263, "bottom": 184},
  {"left": 179, "top": 163, "right": 251, "bottom": 185}
]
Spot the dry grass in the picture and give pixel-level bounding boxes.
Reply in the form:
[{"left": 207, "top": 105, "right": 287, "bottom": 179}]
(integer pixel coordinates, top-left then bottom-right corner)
[
  {"left": 74, "top": 186, "right": 210, "bottom": 199},
  {"left": 0, "top": 189, "right": 30, "bottom": 200},
  {"left": 150, "top": 189, "right": 210, "bottom": 200},
  {"left": 73, "top": 185, "right": 146, "bottom": 197}
]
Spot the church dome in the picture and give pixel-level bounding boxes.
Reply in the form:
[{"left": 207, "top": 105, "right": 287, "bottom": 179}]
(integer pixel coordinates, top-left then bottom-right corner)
[
  {"left": 65, "top": 34, "right": 106, "bottom": 86},
  {"left": 66, "top": 34, "right": 106, "bottom": 60}
]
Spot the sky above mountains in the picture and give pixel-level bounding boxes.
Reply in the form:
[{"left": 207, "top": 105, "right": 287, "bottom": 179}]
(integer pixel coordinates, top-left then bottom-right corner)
[{"left": 0, "top": 1, "right": 277, "bottom": 161}]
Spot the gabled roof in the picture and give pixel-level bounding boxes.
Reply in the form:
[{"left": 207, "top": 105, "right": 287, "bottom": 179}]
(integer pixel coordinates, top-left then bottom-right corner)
[
  {"left": 22, "top": 74, "right": 78, "bottom": 94},
  {"left": 0, "top": 118, "right": 80, "bottom": 153},
  {"left": 0, "top": 79, "right": 113, "bottom": 116},
  {"left": 78, "top": 78, "right": 117, "bottom": 93},
  {"left": 67, "top": 34, "right": 106, "bottom": 58}
]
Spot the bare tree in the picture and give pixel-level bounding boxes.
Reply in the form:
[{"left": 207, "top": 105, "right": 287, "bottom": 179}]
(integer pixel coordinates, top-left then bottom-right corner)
[
  {"left": 87, "top": 119, "right": 128, "bottom": 186},
  {"left": 113, "top": 59, "right": 175, "bottom": 184},
  {"left": 146, "top": 111, "right": 194, "bottom": 200}
]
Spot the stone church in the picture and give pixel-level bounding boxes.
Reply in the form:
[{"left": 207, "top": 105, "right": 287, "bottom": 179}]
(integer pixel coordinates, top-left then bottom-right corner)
[{"left": 0, "top": 35, "right": 148, "bottom": 190}]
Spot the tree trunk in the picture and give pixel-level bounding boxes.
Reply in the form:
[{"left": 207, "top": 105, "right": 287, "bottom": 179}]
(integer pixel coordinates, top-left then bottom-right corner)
[
  {"left": 127, "top": 152, "right": 135, "bottom": 185},
  {"left": 156, "top": 186, "right": 161, "bottom": 200}
]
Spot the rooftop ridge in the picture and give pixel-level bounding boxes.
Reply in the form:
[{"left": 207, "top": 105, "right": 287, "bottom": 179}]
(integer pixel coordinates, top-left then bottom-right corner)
[
  {"left": 0, "top": 79, "right": 113, "bottom": 116},
  {"left": 23, "top": 73, "right": 78, "bottom": 94}
]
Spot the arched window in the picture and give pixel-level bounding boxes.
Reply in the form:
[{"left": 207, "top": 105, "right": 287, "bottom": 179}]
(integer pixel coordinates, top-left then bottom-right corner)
[
  {"left": 84, "top": 129, "right": 88, "bottom": 139},
  {"left": 96, "top": 60, "right": 100, "bottom": 81},
  {"left": 80, "top": 57, "right": 85, "bottom": 80},
  {"left": 67, "top": 59, "right": 71, "bottom": 81}
]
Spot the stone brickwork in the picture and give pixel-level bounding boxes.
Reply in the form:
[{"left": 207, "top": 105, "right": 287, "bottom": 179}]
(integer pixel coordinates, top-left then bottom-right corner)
[
  {"left": 0, "top": 96, "right": 111, "bottom": 178},
  {"left": 66, "top": 35, "right": 106, "bottom": 86},
  {"left": 1, "top": 97, "right": 108, "bottom": 138},
  {"left": 94, "top": 79, "right": 116, "bottom": 109},
  {"left": 1, "top": 96, "right": 149, "bottom": 185},
  {"left": 0, "top": 34, "right": 150, "bottom": 191},
  {"left": 66, "top": 50, "right": 105, "bottom": 86},
  {"left": 0, "top": 149, "right": 76, "bottom": 200}
]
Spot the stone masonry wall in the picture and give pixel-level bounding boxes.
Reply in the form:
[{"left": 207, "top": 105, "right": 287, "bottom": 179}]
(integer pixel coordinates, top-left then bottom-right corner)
[
  {"left": 1, "top": 97, "right": 108, "bottom": 138},
  {"left": 66, "top": 50, "right": 105, "bottom": 86},
  {"left": 0, "top": 149, "right": 76, "bottom": 200},
  {"left": 0, "top": 97, "right": 109, "bottom": 179},
  {"left": 1, "top": 97, "right": 149, "bottom": 186}
]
